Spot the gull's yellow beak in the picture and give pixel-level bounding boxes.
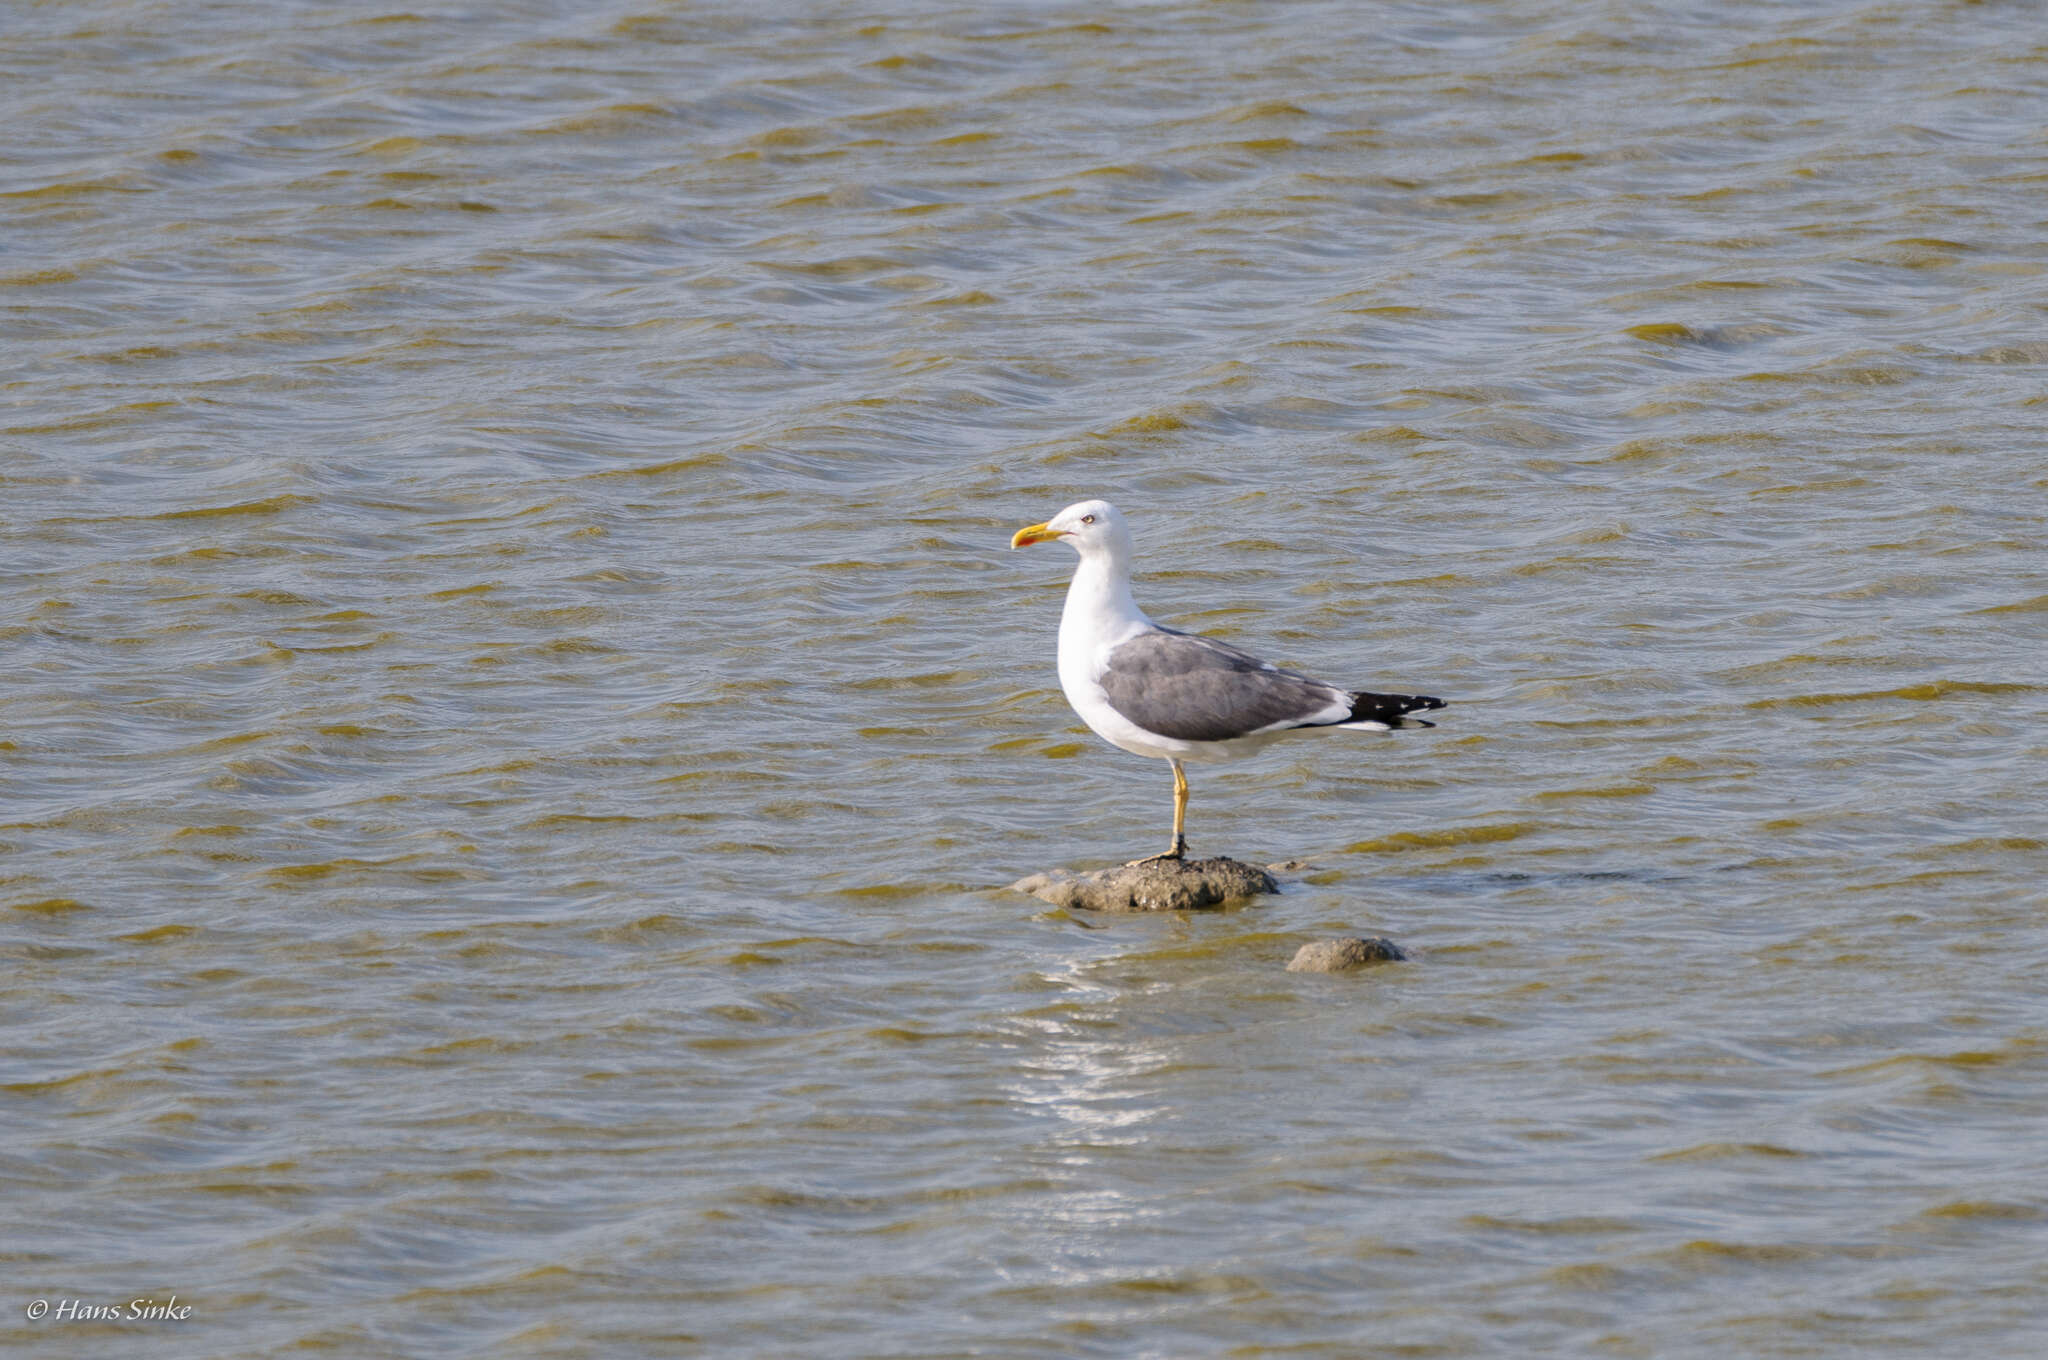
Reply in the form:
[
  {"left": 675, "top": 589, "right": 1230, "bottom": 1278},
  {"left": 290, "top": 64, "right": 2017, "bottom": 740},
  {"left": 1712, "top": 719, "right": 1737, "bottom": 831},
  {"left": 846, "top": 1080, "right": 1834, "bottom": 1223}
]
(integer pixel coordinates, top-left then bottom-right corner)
[{"left": 1010, "top": 521, "right": 1064, "bottom": 549}]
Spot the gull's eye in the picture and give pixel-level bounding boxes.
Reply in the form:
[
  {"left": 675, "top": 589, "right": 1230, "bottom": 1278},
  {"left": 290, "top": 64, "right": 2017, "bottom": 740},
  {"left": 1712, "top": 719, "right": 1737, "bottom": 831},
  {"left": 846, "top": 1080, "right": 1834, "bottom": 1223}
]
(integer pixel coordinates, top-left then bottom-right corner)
[{"left": 1081, "top": 514, "right": 1096, "bottom": 525}]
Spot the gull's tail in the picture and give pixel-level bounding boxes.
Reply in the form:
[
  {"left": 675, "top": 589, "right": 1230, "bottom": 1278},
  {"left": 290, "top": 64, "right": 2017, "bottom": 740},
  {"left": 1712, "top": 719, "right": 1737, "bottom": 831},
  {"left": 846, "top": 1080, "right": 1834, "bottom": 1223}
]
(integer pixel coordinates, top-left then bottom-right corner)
[{"left": 1334, "top": 690, "right": 1446, "bottom": 731}]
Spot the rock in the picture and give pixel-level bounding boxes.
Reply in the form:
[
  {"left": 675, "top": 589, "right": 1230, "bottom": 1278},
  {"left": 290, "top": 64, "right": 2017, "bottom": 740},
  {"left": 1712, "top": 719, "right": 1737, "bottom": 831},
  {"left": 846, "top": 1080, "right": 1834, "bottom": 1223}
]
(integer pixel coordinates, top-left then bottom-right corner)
[
  {"left": 1286, "top": 936, "right": 1407, "bottom": 972},
  {"left": 1010, "top": 856, "right": 1280, "bottom": 912}
]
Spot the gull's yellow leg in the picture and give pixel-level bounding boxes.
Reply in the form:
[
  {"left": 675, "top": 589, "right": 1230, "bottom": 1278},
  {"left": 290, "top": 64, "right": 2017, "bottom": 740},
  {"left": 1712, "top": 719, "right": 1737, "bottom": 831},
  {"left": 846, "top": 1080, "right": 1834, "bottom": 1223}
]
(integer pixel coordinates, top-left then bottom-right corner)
[
  {"left": 1127, "top": 759, "right": 1190, "bottom": 865},
  {"left": 1171, "top": 759, "right": 1188, "bottom": 855}
]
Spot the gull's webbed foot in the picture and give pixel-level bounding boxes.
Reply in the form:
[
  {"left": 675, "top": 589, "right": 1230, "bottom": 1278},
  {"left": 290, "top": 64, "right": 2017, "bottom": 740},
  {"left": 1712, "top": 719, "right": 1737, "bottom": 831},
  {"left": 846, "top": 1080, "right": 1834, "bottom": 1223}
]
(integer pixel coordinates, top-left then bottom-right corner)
[{"left": 1124, "top": 835, "right": 1188, "bottom": 868}]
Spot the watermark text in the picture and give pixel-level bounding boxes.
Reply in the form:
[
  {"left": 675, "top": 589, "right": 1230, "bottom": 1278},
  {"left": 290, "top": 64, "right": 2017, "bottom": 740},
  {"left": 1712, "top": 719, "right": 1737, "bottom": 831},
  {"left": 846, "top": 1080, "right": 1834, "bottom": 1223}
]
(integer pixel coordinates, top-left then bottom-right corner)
[{"left": 25, "top": 1296, "right": 193, "bottom": 1322}]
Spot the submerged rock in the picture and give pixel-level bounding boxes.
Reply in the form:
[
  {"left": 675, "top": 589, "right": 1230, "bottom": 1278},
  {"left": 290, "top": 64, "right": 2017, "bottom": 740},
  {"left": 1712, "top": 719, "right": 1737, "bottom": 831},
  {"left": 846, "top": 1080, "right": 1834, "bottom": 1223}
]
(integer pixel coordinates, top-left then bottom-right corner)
[
  {"left": 1011, "top": 856, "right": 1280, "bottom": 912},
  {"left": 1286, "top": 936, "right": 1407, "bottom": 972}
]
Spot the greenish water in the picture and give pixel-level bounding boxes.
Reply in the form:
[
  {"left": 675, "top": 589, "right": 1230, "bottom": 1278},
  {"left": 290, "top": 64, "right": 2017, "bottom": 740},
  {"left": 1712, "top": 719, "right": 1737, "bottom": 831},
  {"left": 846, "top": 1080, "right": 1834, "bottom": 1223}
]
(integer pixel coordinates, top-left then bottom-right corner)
[{"left": 5, "top": 2, "right": 2046, "bottom": 1356}]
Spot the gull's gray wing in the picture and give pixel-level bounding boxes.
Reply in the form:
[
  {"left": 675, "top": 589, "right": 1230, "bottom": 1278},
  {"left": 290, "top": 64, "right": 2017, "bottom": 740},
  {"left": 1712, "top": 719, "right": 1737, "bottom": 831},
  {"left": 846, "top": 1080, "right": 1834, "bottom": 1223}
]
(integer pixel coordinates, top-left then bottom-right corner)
[{"left": 1097, "top": 629, "right": 1350, "bottom": 742}]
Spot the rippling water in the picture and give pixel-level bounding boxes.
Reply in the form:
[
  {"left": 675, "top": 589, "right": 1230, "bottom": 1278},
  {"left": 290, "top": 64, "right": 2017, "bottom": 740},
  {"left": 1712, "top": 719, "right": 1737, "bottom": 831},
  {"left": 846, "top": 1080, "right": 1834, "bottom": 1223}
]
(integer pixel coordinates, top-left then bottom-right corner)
[{"left": 6, "top": 2, "right": 2047, "bottom": 1355}]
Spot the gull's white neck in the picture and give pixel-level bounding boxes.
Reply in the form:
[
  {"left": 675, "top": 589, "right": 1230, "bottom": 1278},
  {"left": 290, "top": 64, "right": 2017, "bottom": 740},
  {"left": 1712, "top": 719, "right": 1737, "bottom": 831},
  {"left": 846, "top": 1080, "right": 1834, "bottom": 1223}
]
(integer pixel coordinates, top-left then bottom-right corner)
[{"left": 1058, "top": 548, "right": 1154, "bottom": 688}]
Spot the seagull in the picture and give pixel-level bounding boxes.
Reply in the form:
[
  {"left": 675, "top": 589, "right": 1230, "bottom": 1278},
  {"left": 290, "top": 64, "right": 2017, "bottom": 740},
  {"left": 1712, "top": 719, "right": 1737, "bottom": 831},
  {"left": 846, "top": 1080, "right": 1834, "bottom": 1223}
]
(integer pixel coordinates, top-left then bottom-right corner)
[{"left": 1011, "top": 499, "right": 1444, "bottom": 863}]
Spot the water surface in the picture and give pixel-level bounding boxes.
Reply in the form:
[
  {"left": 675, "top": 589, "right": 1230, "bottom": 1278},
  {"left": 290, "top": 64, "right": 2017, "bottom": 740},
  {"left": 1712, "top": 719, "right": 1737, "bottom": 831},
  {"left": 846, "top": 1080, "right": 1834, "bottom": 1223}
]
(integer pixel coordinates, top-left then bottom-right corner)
[{"left": 5, "top": 2, "right": 2047, "bottom": 1356}]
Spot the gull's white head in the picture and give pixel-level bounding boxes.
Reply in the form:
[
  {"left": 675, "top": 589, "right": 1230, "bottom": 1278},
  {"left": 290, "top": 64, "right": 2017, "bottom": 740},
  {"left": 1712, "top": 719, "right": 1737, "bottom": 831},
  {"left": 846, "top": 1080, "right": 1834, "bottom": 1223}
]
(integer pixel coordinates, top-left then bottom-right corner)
[{"left": 1009, "top": 499, "right": 1132, "bottom": 560}]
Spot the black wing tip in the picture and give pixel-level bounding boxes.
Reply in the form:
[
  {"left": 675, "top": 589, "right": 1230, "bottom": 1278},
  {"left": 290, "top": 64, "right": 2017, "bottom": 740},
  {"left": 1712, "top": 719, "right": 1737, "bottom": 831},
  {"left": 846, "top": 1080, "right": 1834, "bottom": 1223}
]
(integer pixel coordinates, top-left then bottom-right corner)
[{"left": 1348, "top": 690, "right": 1447, "bottom": 728}]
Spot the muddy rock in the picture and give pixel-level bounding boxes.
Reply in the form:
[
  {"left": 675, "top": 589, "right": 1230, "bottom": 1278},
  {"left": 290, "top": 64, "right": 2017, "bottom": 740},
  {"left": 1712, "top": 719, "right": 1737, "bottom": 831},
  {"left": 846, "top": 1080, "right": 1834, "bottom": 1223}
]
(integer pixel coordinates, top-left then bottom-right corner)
[
  {"left": 1286, "top": 937, "right": 1408, "bottom": 972},
  {"left": 1010, "top": 856, "right": 1280, "bottom": 912}
]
